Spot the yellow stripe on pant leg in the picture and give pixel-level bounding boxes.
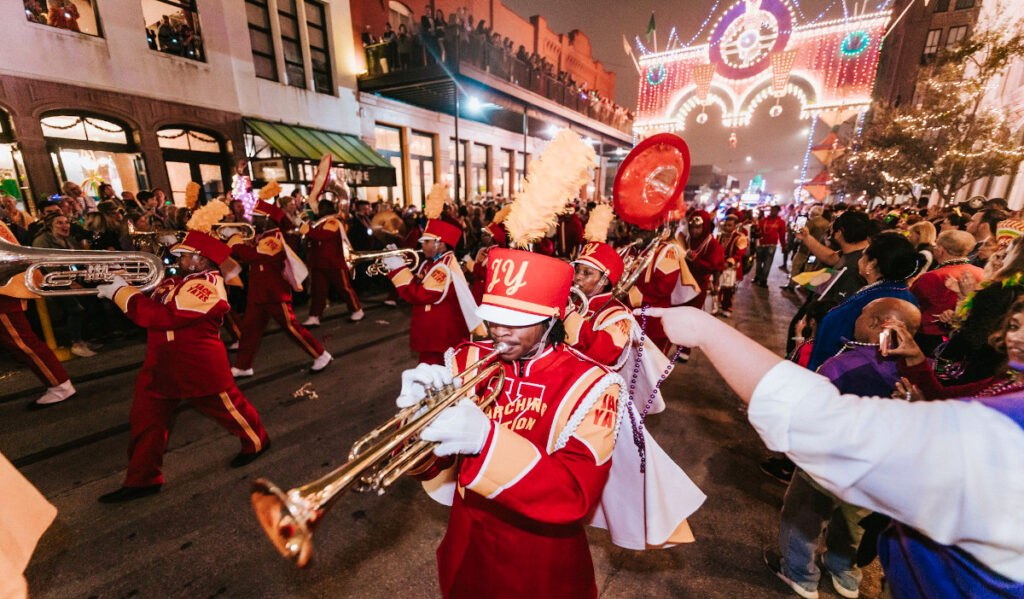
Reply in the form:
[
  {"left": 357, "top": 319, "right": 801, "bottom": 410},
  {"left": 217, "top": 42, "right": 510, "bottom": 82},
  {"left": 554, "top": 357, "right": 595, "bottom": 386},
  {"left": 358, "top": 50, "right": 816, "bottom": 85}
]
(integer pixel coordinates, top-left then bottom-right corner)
[
  {"left": 219, "top": 391, "right": 262, "bottom": 451},
  {"left": 0, "top": 314, "right": 59, "bottom": 386}
]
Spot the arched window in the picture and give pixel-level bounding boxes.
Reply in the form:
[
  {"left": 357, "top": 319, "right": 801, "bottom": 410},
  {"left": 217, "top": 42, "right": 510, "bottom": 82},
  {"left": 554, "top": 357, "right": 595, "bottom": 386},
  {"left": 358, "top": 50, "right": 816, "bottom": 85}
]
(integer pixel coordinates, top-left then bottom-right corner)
[
  {"left": 41, "top": 111, "right": 147, "bottom": 199},
  {"left": 158, "top": 126, "right": 228, "bottom": 205}
]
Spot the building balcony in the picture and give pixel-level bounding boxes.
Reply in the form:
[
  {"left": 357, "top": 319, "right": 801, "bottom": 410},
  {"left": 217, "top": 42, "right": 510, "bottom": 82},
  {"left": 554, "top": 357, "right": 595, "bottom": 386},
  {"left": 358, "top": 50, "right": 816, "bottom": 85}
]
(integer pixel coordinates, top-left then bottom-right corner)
[{"left": 358, "top": 34, "right": 633, "bottom": 141}]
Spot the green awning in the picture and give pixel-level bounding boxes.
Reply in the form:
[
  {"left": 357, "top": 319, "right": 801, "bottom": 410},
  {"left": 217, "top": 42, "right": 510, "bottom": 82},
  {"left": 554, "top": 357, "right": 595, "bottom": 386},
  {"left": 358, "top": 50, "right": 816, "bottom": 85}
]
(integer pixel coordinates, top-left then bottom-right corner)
[{"left": 243, "top": 118, "right": 395, "bottom": 186}]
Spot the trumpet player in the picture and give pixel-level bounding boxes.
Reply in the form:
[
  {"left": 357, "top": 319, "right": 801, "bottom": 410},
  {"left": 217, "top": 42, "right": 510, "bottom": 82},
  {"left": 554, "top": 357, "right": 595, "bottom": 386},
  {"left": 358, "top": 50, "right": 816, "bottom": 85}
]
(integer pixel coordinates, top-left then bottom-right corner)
[
  {"left": 227, "top": 200, "right": 331, "bottom": 377},
  {"left": 382, "top": 219, "right": 478, "bottom": 365},
  {"left": 564, "top": 241, "right": 632, "bottom": 367},
  {"left": 398, "top": 249, "right": 624, "bottom": 598},
  {"left": 301, "top": 199, "right": 363, "bottom": 326},
  {"left": 95, "top": 231, "right": 270, "bottom": 503}
]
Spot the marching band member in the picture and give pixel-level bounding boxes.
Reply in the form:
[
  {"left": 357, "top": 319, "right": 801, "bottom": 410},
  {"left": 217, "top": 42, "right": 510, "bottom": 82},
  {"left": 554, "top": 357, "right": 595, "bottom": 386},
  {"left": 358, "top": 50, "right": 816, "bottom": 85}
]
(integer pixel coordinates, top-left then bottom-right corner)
[
  {"left": 0, "top": 222, "right": 76, "bottom": 409},
  {"left": 564, "top": 240, "right": 632, "bottom": 366},
  {"left": 228, "top": 199, "right": 331, "bottom": 377},
  {"left": 383, "top": 218, "right": 480, "bottom": 365},
  {"left": 627, "top": 227, "right": 701, "bottom": 356},
  {"left": 301, "top": 198, "right": 363, "bottom": 327},
  {"left": 399, "top": 248, "right": 703, "bottom": 597},
  {"left": 468, "top": 222, "right": 507, "bottom": 304},
  {"left": 716, "top": 213, "right": 748, "bottom": 318},
  {"left": 96, "top": 231, "right": 270, "bottom": 503}
]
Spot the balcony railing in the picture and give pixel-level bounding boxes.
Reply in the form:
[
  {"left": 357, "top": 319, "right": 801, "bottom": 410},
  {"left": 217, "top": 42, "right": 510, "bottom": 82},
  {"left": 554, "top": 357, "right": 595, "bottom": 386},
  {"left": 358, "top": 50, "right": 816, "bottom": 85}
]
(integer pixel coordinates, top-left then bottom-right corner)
[{"left": 360, "top": 33, "right": 633, "bottom": 135}]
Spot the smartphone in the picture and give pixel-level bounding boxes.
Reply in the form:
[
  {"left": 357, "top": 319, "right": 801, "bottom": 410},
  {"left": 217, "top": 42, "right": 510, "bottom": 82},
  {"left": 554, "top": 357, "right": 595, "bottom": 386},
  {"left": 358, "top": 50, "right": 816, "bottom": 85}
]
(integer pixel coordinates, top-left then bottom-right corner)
[
  {"left": 879, "top": 328, "right": 897, "bottom": 350},
  {"left": 795, "top": 216, "right": 808, "bottom": 229}
]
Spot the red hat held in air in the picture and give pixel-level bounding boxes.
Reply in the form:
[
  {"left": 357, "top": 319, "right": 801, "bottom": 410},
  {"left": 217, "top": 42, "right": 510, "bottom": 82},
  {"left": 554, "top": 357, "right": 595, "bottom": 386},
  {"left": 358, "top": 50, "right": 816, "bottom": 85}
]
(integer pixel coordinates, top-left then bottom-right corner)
[
  {"left": 477, "top": 248, "right": 573, "bottom": 326},
  {"left": 170, "top": 231, "right": 232, "bottom": 264},
  {"left": 572, "top": 241, "right": 624, "bottom": 285},
  {"left": 252, "top": 199, "right": 285, "bottom": 224}
]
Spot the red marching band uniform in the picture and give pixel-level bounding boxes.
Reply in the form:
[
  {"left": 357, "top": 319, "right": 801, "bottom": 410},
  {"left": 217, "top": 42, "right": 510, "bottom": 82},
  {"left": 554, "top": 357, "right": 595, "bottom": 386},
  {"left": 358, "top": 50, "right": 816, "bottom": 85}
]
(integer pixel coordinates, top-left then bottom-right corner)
[
  {"left": 627, "top": 235, "right": 701, "bottom": 354},
  {"left": 99, "top": 231, "right": 268, "bottom": 498},
  {"left": 229, "top": 200, "right": 328, "bottom": 374},
  {"left": 302, "top": 213, "right": 362, "bottom": 323},
  {"left": 0, "top": 223, "right": 75, "bottom": 408},
  {"left": 469, "top": 222, "right": 507, "bottom": 304},
  {"left": 564, "top": 241, "right": 632, "bottom": 368},
  {"left": 387, "top": 219, "right": 480, "bottom": 365},
  {"left": 409, "top": 249, "right": 704, "bottom": 598},
  {"left": 717, "top": 222, "right": 749, "bottom": 315}
]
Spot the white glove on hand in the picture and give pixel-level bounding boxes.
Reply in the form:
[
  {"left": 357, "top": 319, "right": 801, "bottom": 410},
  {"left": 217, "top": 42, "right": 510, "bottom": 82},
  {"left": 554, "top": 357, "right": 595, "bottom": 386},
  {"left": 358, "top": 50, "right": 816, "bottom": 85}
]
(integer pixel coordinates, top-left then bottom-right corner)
[
  {"left": 421, "top": 398, "right": 493, "bottom": 457},
  {"left": 96, "top": 274, "right": 130, "bottom": 300},
  {"left": 396, "top": 363, "right": 456, "bottom": 408},
  {"left": 218, "top": 226, "right": 239, "bottom": 239},
  {"left": 382, "top": 254, "right": 406, "bottom": 271},
  {"left": 385, "top": 243, "right": 398, "bottom": 251}
]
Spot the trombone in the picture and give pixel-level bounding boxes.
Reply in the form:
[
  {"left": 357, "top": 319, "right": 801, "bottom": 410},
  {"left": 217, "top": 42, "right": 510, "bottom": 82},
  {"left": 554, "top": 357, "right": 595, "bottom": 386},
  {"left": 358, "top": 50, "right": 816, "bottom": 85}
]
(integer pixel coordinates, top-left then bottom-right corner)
[
  {"left": 0, "top": 239, "right": 164, "bottom": 297},
  {"left": 251, "top": 343, "right": 509, "bottom": 567}
]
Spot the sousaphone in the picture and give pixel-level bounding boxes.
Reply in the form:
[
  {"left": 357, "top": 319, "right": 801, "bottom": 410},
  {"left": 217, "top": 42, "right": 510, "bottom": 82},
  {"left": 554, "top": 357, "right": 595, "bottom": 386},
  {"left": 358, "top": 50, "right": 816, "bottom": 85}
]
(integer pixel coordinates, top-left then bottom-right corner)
[
  {"left": 308, "top": 154, "right": 334, "bottom": 211},
  {"left": 612, "top": 133, "right": 691, "bottom": 230}
]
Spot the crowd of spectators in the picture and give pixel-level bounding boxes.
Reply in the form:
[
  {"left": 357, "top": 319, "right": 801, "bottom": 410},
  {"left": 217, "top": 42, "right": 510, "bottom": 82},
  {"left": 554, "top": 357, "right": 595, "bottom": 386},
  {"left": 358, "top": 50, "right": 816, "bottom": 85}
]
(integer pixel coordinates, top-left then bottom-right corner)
[{"left": 360, "top": 11, "right": 633, "bottom": 132}]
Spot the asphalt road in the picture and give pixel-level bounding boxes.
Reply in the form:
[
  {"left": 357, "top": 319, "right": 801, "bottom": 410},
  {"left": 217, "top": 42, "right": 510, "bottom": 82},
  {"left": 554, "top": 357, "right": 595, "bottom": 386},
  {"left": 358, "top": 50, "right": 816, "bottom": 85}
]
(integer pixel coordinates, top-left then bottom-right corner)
[{"left": 3, "top": 260, "right": 882, "bottom": 599}]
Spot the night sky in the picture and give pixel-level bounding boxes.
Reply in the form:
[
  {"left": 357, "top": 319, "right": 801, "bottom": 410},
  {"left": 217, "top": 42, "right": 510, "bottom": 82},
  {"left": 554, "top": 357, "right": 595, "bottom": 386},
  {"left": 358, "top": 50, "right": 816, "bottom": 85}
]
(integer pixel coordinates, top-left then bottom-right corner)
[{"left": 503, "top": 0, "right": 849, "bottom": 196}]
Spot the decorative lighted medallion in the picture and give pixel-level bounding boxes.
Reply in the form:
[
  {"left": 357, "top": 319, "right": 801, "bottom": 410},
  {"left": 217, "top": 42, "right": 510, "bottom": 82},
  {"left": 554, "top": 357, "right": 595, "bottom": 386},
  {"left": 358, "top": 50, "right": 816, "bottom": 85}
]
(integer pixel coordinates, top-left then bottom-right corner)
[
  {"left": 709, "top": 0, "right": 793, "bottom": 80},
  {"left": 840, "top": 31, "right": 870, "bottom": 57}
]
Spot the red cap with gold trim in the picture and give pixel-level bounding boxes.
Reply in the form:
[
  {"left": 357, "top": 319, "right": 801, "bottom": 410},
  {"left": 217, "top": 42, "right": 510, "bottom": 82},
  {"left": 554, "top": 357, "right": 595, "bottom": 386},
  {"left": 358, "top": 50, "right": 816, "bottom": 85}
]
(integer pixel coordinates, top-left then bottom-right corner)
[
  {"left": 477, "top": 248, "right": 573, "bottom": 326},
  {"left": 170, "top": 230, "right": 232, "bottom": 264},
  {"left": 483, "top": 222, "right": 507, "bottom": 247},
  {"left": 572, "top": 241, "right": 624, "bottom": 285},
  {"left": 419, "top": 219, "right": 461, "bottom": 248},
  {"left": 252, "top": 199, "right": 285, "bottom": 224}
]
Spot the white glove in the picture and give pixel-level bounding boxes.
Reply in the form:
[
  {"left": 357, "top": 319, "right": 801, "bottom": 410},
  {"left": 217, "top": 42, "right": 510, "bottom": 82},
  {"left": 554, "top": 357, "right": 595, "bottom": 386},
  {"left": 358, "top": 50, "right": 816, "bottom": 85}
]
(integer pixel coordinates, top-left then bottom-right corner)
[
  {"left": 218, "top": 226, "right": 239, "bottom": 239},
  {"left": 421, "top": 398, "right": 493, "bottom": 457},
  {"left": 396, "top": 363, "right": 457, "bottom": 408},
  {"left": 385, "top": 243, "right": 398, "bottom": 250},
  {"left": 382, "top": 254, "right": 406, "bottom": 271},
  {"left": 96, "top": 274, "right": 130, "bottom": 300}
]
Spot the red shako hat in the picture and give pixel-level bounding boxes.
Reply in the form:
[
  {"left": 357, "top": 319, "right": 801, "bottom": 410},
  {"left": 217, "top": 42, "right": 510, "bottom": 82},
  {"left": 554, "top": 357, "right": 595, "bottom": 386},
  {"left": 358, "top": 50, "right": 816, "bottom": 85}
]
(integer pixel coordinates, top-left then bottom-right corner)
[
  {"left": 252, "top": 199, "right": 285, "bottom": 224},
  {"left": 572, "top": 241, "right": 624, "bottom": 285},
  {"left": 483, "top": 222, "right": 508, "bottom": 247},
  {"left": 170, "top": 231, "right": 232, "bottom": 264},
  {"left": 419, "top": 219, "right": 461, "bottom": 247},
  {"left": 477, "top": 248, "right": 573, "bottom": 326}
]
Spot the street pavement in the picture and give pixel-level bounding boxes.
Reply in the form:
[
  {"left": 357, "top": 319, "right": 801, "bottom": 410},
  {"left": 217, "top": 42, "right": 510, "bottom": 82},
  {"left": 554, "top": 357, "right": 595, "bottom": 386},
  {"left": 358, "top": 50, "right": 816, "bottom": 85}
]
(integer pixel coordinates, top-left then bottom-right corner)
[{"left": 2, "top": 259, "right": 882, "bottom": 598}]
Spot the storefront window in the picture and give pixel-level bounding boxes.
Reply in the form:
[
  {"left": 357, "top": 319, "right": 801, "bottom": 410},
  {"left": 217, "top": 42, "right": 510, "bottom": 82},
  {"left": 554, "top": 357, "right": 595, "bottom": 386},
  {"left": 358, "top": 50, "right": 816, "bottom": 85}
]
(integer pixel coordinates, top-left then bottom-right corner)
[
  {"left": 0, "top": 111, "right": 34, "bottom": 214},
  {"left": 158, "top": 127, "right": 226, "bottom": 205},
  {"left": 41, "top": 113, "right": 147, "bottom": 199},
  {"left": 24, "top": 0, "right": 102, "bottom": 36},
  {"left": 471, "top": 144, "right": 489, "bottom": 200},
  {"left": 409, "top": 131, "right": 435, "bottom": 208},
  {"left": 373, "top": 125, "right": 404, "bottom": 205},
  {"left": 497, "top": 149, "right": 512, "bottom": 199},
  {"left": 141, "top": 0, "right": 204, "bottom": 61}
]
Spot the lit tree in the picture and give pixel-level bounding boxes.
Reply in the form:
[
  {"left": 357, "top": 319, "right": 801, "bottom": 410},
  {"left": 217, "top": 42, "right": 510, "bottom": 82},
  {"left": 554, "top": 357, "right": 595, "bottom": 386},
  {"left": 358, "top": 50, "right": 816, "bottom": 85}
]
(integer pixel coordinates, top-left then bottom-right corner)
[{"left": 831, "top": 8, "right": 1024, "bottom": 204}]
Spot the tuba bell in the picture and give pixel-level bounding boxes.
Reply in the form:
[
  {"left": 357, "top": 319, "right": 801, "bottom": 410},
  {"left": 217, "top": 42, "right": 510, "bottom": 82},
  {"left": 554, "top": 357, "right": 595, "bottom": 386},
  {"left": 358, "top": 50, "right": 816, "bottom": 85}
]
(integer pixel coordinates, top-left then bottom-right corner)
[
  {"left": 251, "top": 343, "right": 509, "bottom": 567},
  {"left": 0, "top": 239, "right": 165, "bottom": 297}
]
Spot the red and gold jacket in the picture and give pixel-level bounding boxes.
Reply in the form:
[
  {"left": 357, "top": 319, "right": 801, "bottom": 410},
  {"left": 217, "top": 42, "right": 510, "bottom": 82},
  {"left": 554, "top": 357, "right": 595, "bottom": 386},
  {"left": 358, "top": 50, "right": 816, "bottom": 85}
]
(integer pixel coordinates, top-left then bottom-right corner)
[
  {"left": 564, "top": 292, "right": 633, "bottom": 368},
  {"left": 112, "top": 271, "right": 234, "bottom": 398},
  {"left": 685, "top": 234, "right": 726, "bottom": 291},
  {"left": 229, "top": 229, "right": 293, "bottom": 304},
  {"left": 388, "top": 251, "right": 470, "bottom": 353},
  {"left": 303, "top": 216, "right": 346, "bottom": 271},
  {"left": 718, "top": 230, "right": 749, "bottom": 283},
  {"left": 0, "top": 296, "right": 27, "bottom": 314},
  {"left": 627, "top": 240, "right": 702, "bottom": 340},
  {"left": 419, "top": 340, "right": 623, "bottom": 599},
  {"left": 468, "top": 245, "right": 495, "bottom": 304}
]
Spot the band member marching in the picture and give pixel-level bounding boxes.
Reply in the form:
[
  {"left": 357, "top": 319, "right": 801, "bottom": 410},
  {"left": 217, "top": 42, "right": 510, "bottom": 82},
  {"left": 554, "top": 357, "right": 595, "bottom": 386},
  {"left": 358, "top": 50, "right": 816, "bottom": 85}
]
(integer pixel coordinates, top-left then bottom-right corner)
[
  {"left": 301, "top": 198, "right": 363, "bottom": 327},
  {"left": 716, "top": 213, "right": 748, "bottom": 318},
  {"left": 565, "top": 240, "right": 632, "bottom": 366},
  {"left": 627, "top": 229, "right": 701, "bottom": 356},
  {"left": 397, "top": 248, "right": 704, "bottom": 597},
  {"left": 469, "top": 221, "right": 507, "bottom": 304},
  {"left": 0, "top": 222, "right": 76, "bottom": 409},
  {"left": 96, "top": 230, "right": 270, "bottom": 503},
  {"left": 383, "top": 218, "right": 481, "bottom": 365},
  {"left": 228, "top": 199, "right": 332, "bottom": 377}
]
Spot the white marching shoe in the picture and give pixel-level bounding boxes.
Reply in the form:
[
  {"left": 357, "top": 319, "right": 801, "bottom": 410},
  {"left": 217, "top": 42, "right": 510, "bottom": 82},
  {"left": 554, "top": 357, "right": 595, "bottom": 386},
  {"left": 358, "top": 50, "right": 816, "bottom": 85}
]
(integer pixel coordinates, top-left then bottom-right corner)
[
  {"left": 227, "top": 341, "right": 239, "bottom": 350},
  {"left": 231, "top": 367, "right": 254, "bottom": 378},
  {"left": 383, "top": 299, "right": 397, "bottom": 307},
  {"left": 29, "top": 380, "right": 76, "bottom": 409},
  {"left": 311, "top": 351, "right": 333, "bottom": 373},
  {"left": 349, "top": 309, "right": 365, "bottom": 322},
  {"left": 302, "top": 315, "right": 321, "bottom": 327}
]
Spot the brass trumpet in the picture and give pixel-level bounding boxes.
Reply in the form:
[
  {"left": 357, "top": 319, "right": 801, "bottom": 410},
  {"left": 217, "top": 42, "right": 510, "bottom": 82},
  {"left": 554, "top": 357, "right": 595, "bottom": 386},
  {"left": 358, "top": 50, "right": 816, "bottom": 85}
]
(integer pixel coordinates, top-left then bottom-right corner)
[
  {"left": 0, "top": 239, "right": 164, "bottom": 297},
  {"left": 212, "top": 222, "right": 256, "bottom": 241},
  {"left": 251, "top": 343, "right": 509, "bottom": 567},
  {"left": 346, "top": 247, "right": 420, "bottom": 277}
]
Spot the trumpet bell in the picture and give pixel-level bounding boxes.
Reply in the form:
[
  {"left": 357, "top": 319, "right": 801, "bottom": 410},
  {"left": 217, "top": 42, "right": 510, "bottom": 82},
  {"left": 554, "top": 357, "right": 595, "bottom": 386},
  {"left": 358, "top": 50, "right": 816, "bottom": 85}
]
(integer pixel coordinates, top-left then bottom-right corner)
[{"left": 251, "top": 479, "right": 316, "bottom": 567}]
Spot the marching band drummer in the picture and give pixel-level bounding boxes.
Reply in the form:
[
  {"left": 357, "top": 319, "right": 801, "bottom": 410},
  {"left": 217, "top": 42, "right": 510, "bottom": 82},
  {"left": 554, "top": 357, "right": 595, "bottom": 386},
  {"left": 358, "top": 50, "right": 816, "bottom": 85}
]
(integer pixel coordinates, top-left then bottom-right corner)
[
  {"left": 227, "top": 199, "right": 332, "bottom": 377},
  {"left": 301, "top": 198, "right": 364, "bottom": 327},
  {"left": 381, "top": 218, "right": 481, "bottom": 365},
  {"left": 95, "top": 230, "right": 270, "bottom": 503},
  {"left": 395, "top": 248, "right": 703, "bottom": 598}
]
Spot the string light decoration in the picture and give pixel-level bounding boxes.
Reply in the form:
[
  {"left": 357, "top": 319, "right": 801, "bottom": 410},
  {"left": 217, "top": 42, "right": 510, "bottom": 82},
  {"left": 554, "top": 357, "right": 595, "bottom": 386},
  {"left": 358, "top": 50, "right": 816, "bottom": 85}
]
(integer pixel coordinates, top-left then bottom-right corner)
[{"left": 633, "top": 0, "right": 890, "bottom": 138}]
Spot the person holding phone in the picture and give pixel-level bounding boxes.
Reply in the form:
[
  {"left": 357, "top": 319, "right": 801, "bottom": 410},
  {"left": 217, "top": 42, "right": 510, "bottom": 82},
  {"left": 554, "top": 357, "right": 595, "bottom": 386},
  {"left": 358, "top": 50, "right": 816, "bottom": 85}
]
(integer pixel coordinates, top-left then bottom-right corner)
[{"left": 783, "top": 206, "right": 830, "bottom": 293}]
